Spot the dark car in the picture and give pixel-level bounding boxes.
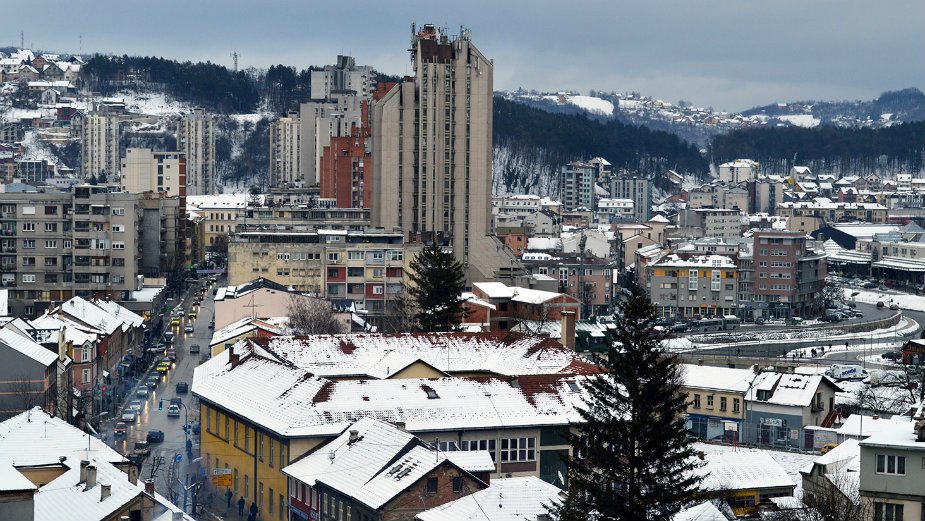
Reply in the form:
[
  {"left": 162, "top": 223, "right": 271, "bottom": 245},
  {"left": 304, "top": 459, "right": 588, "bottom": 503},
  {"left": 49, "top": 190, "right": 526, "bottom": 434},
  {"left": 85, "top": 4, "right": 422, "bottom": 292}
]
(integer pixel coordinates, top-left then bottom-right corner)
[
  {"left": 671, "top": 323, "right": 688, "bottom": 333},
  {"left": 189, "top": 344, "right": 200, "bottom": 354},
  {"left": 176, "top": 381, "right": 189, "bottom": 394},
  {"left": 146, "top": 430, "right": 165, "bottom": 443}
]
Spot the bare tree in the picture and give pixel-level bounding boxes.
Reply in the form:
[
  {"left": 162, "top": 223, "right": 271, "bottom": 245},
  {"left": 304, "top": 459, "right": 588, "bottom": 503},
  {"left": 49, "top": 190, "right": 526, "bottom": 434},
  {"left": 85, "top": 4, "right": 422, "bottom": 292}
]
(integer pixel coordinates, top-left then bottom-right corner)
[
  {"left": 783, "top": 467, "right": 870, "bottom": 521},
  {"left": 287, "top": 296, "right": 346, "bottom": 335},
  {"left": 10, "top": 374, "right": 42, "bottom": 413}
]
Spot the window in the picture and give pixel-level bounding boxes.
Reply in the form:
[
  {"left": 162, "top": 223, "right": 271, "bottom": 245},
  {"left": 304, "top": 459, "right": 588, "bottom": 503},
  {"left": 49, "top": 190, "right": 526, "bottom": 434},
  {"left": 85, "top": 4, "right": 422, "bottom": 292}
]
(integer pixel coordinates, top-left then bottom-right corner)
[
  {"left": 875, "top": 454, "right": 906, "bottom": 475},
  {"left": 720, "top": 397, "right": 727, "bottom": 411},
  {"left": 706, "top": 395, "right": 714, "bottom": 408},
  {"left": 205, "top": 408, "right": 211, "bottom": 433},
  {"left": 44, "top": 205, "right": 57, "bottom": 215},
  {"left": 348, "top": 251, "right": 364, "bottom": 260},
  {"left": 23, "top": 239, "right": 35, "bottom": 249},
  {"left": 372, "top": 285, "right": 383, "bottom": 295},
  {"left": 21, "top": 222, "right": 35, "bottom": 231},
  {"left": 873, "top": 502, "right": 904, "bottom": 521},
  {"left": 259, "top": 433, "right": 265, "bottom": 461},
  {"left": 22, "top": 274, "right": 35, "bottom": 283},
  {"left": 500, "top": 437, "right": 535, "bottom": 462},
  {"left": 693, "top": 394, "right": 701, "bottom": 408},
  {"left": 733, "top": 398, "right": 740, "bottom": 413},
  {"left": 452, "top": 476, "right": 463, "bottom": 493},
  {"left": 688, "top": 270, "right": 698, "bottom": 290},
  {"left": 44, "top": 223, "right": 57, "bottom": 232},
  {"left": 269, "top": 439, "right": 274, "bottom": 467},
  {"left": 82, "top": 368, "right": 91, "bottom": 384},
  {"left": 44, "top": 240, "right": 57, "bottom": 249},
  {"left": 112, "top": 242, "right": 125, "bottom": 250},
  {"left": 327, "top": 252, "right": 339, "bottom": 263},
  {"left": 269, "top": 488, "right": 274, "bottom": 514},
  {"left": 461, "top": 439, "right": 496, "bottom": 460},
  {"left": 277, "top": 252, "right": 290, "bottom": 261},
  {"left": 425, "top": 477, "right": 438, "bottom": 493},
  {"left": 388, "top": 250, "right": 403, "bottom": 261},
  {"left": 112, "top": 208, "right": 125, "bottom": 216},
  {"left": 112, "top": 224, "right": 123, "bottom": 233},
  {"left": 225, "top": 416, "right": 230, "bottom": 440},
  {"left": 44, "top": 257, "right": 56, "bottom": 266}
]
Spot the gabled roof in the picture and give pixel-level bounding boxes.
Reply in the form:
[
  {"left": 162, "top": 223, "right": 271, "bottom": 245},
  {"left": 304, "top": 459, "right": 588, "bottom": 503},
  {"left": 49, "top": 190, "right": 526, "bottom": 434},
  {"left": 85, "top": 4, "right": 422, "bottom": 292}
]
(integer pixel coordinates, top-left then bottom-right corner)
[
  {"left": 746, "top": 373, "right": 841, "bottom": 407},
  {"left": 682, "top": 364, "right": 753, "bottom": 393},
  {"left": 696, "top": 449, "right": 796, "bottom": 492},
  {"left": 416, "top": 477, "right": 562, "bottom": 521},
  {"left": 282, "top": 418, "right": 485, "bottom": 510},
  {"left": 209, "top": 316, "right": 285, "bottom": 347},
  {"left": 215, "top": 278, "right": 292, "bottom": 301},
  {"left": 57, "top": 297, "right": 120, "bottom": 335},
  {"left": 0, "top": 327, "right": 57, "bottom": 366}
]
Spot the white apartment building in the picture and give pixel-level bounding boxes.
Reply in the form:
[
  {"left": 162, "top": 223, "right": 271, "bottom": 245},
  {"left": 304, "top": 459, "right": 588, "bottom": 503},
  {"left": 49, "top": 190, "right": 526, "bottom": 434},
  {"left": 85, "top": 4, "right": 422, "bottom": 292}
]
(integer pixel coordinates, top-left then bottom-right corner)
[
  {"left": 120, "top": 148, "right": 185, "bottom": 196},
  {"left": 80, "top": 112, "right": 120, "bottom": 181},
  {"left": 268, "top": 113, "right": 301, "bottom": 187},
  {"left": 718, "top": 159, "right": 760, "bottom": 184},
  {"left": 596, "top": 198, "right": 635, "bottom": 223},
  {"left": 298, "top": 94, "right": 364, "bottom": 185},
  {"left": 310, "top": 55, "right": 374, "bottom": 101},
  {"left": 177, "top": 108, "right": 215, "bottom": 196},
  {"left": 493, "top": 194, "right": 542, "bottom": 216}
]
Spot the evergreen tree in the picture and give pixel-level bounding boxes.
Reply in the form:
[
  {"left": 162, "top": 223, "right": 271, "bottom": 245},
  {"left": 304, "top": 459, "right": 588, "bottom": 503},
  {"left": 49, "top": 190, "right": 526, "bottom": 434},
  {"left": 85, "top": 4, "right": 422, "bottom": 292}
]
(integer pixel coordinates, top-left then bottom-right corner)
[
  {"left": 553, "top": 285, "right": 702, "bottom": 521},
  {"left": 407, "top": 243, "right": 466, "bottom": 332}
]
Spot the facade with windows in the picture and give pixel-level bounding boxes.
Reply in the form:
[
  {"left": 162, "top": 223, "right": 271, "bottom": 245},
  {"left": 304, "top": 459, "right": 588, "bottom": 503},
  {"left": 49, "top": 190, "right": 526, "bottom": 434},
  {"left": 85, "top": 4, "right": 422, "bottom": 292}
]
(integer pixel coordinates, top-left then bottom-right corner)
[
  {"left": 858, "top": 411, "right": 925, "bottom": 521},
  {"left": 647, "top": 253, "right": 739, "bottom": 319},
  {"left": 681, "top": 364, "right": 751, "bottom": 443},
  {"left": 227, "top": 230, "right": 420, "bottom": 325},
  {"left": 745, "top": 230, "right": 827, "bottom": 320}
]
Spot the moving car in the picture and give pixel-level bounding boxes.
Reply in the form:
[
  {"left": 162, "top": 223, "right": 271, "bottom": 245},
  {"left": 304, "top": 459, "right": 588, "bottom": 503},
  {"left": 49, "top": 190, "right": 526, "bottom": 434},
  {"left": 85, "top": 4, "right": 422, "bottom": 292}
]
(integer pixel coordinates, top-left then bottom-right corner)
[
  {"left": 166, "top": 348, "right": 177, "bottom": 362},
  {"left": 825, "top": 364, "right": 869, "bottom": 381},
  {"left": 863, "top": 281, "right": 878, "bottom": 289},
  {"left": 128, "top": 400, "right": 143, "bottom": 413},
  {"left": 184, "top": 323, "right": 194, "bottom": 333},
  {"left": 889, "top": 303, "right": 900, "bottom": 310},
  {"left": 114, "top": 422, "right": 127, "bottom": 436},
  {"left": 188, "top": 310, "right": 198, "bottom": 320},
  {"left": 176, "top": 381, "right": 189, "bottom": 394},
  {"left": 167, "top": 404, "right": 181, "bottom": 417},
  {"left": 133, "top": 441, "right": 151, "bottom": 457},
  {"left": 189, "top": 344, "right": 200, "bottom": 354},
  {"left": 170, "top": 317, "right": 181, "bottom": 326},
  {"left": 136, "top": 387, "right": 149, "bottom": 398},
  {"left": 121, "top": 411, "right": 137, "bottom": 423},
  {"left": 876, "top": 301, "right": 885, "bottom": 308},
  {"left": 146, "top": 430, "right": 165, "bottom": 443},
  {"left": 163, "top": 332, "right": 175, "bottom": 344},
  {"left": 156, "top": 362, "right": 170, "bottom": 374},
  {"left": 145, "top": 377, "right": 159, "bottom": 389}
]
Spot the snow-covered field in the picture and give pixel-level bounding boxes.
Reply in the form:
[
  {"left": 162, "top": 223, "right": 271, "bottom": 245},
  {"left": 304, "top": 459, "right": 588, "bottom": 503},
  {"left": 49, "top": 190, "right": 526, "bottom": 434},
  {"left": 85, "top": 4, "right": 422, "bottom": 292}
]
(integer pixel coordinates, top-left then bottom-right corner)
[
  {"left": 776, "top": 114, "right": 821, "bottom": 128},
  {"left": 543, "top": 94, "right": 614, "bottom": 116}
]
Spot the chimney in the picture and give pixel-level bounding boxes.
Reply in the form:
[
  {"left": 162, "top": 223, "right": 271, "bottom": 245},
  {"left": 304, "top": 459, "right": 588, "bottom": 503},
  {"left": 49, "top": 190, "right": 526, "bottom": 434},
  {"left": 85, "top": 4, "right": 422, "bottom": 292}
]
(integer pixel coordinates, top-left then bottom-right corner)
[
  {"left": 394, "top": 421, "right": 406, "bottom": 432},
  {"left": 79, "top": 460, "right": 90, "bottom": 484},
  {"left": 85, "top": 465, "right": 97, "bottom": 491},
  {"left": 228, "top": 344, "right": 240, "bottom": 368},
  {"left": 143, "top": 479, "right": 155, "bottom": 495},
  {"left": 348, "top": 430, "right": 359, "bottom": 443},
  {"left": 101, "top": 483, "right": 111, "bottom": 501},
  {"left": 560, "top": 311, "right": 576, "bottom": 351}
]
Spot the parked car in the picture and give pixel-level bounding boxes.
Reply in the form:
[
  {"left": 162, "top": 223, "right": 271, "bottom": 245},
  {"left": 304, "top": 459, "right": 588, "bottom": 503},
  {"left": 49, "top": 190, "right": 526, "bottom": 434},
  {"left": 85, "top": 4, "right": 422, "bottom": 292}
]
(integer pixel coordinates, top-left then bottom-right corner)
[
  {"left": 167, "top": 404, "right": 181, "bottom": 418},
  {"left": 820, "top": 443, "right": 838, "bottom": 455},
  {"left": 189, "top": 344, "right": 200, "bottom": 354},
  {"left": 671, "top": 323, "right": 688, "bottom": 333},
  {"left": 146, "top": 430, "right": 165, "bottom": 443},
  {"left": 881, "top": 351, "right": 902, "bottom": 361},
  {"left": 136, "top": 387, "right": 149, "bottom": 398},
  {"left": 755, "top": 317, "right": 766, "bottom": 325},
  {"left": 877, "top": 301, "right": 885, "bottom": 308},
  {"left": 121, "top": 411, "right": 137, "bottom": 423},
  {"left": 176, "top": 381, "right": 189, "bottom": 394},
  {"left": 133, "top": 441, "right": 151, "bottom": 457},
  {"left": 114, "top": 422, "right": 127, "bottom": 436},
  {"left": 863, "top": 281, "right": 878, "bottom": 289}
]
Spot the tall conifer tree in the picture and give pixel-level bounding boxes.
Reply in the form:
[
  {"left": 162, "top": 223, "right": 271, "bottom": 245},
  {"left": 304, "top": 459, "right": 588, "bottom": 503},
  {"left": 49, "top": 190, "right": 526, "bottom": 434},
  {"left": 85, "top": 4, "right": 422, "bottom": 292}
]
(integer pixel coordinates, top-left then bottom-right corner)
[{"left": 407, "top": 243, "right": 466, "bottom": 332}]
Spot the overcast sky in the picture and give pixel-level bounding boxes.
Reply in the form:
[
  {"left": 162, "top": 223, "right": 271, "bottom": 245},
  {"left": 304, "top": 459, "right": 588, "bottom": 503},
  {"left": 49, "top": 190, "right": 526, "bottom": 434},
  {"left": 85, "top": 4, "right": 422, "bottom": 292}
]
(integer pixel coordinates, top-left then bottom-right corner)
[{"left": 6, "top": 0, "right": 923, "bottom": 111}]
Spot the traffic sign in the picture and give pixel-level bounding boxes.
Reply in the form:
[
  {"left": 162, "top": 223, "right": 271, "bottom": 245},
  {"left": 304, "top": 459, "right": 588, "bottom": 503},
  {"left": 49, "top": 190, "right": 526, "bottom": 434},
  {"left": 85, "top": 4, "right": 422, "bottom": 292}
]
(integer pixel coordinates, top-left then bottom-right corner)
[
  {"left": 212, "top": 468, "right": 233, "bottom": 476},
  {"left": 212, "top": 468, "right": 232, "bottom": 487},
  {"left": 175, "top": 454, "right": 182, "bottom": 463}
]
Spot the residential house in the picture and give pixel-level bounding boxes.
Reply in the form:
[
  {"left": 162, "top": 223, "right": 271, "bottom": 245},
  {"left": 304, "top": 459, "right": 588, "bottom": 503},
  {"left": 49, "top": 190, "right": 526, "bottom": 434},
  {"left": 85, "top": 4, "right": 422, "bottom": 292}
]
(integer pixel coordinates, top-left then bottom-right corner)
[
  {"left": 283, "top": 418, "right": 490, "bottom": 521},
  {"left": 681, "top": 364, "right": 753, "bottom": 442},
  {"left": 470, "top": 282, "right": 580, "bottom": 331},
  {"left": 858, "top": 408, "right": 925, "bottom": 521},
  {"left": 416, "top": 477, "right": 561, "bottom": 521},
  {"left": 695, "top": 446, "right": 797, "bottom": 516},
  {"left": 0, "top": 328, "right": 57, "bottom": 419},
  {"left": 744, "top": 372, "right": 841, "bottom": 448},
  {"left": 647, "top": 254, "right": 738, "bottom": 319}
]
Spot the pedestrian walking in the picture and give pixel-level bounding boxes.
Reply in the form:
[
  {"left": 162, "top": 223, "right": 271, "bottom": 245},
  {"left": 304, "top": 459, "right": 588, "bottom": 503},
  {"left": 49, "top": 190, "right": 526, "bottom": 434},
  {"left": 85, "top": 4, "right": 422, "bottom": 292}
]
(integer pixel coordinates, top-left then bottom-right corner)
[
  {"left": 237, "top": 496, "right": 245, "bottom": 517},
  {"left": 249, "top": 500, "right": 259, "bottom": 521},
  {"left": 226, "top": 488, "right": 233, "bottom": 510}
]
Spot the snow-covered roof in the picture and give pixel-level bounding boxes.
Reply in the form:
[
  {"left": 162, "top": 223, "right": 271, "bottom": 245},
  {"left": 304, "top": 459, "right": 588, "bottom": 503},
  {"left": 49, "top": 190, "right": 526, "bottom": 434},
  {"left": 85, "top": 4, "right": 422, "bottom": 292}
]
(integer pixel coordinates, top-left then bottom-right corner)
[
  {"left": 0, "top": 327, "right": 58, "bottom": 366},
  {"left": 648, "top": 214, "right": 671, "bottom": 223},
  {"left": 417, "top": 477, "right": 562, "bottom": 521},
  {"left": 209, "top": 316, "right": 284, "bottom": 347},
  {"left": 836, "top": 414, "right": 911, "bottom": 438},
  {"left": 746, "top": 373, "right": 837, "bottom": 407},
  {"left": 682, "top": 364, "right": 754, "bottom": 393},
  {"left": 186, "top": 193, "right": 249, "bottom": 210},
  {"left": 57, "top": 297, "right": 120, "bottom": 335},
  {"left": 828, "top": 223, "right": 898, "bottom": 239},
  {"left": 719, "top": 159, "right": 759, "bottom": 169},
  {"left": 90, "top": 299, "right": 144, "bottom": 329},
  {"left": 872, "top": 256, "right": 925, "bottom": 272},
  {"left": 472, "top": 282, "right": 565, "bottom": 305},
  {"left": 192, "top": 344, "right": 587, "bottom": 438},
  {"left": 0, "top": 408, "right": 126, "bottom": 467},
  {"left": 283, "top": 418, "right": 486, "bottom": 510},
  {"left": 233, "top": 331, "right": 591, "bottom": 379},
  {"left": 525, "top": 237, "right": 562, "bottom": 251},
  {"left": 858, "top": 416, "right": 922, "bottom": 450},
  {"left": 0, "top": 461, "right": 36, "bottom": 492},
  {"left": 697, "top": 449, "right": 796, "bottom": 492},
  {"left": 652, "top": 254, "right": 737, "bottom": 269},
  {"left": 672, "top": 501, "right": 726, "bottom": 521}
]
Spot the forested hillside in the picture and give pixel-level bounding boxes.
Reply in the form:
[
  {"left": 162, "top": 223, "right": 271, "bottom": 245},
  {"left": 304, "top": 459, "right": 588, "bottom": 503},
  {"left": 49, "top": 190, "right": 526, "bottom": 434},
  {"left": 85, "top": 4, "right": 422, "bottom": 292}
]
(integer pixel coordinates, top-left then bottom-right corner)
[
  {"left": 492, "top": 97, "right": 709, "bottom": 195},
  {"left": 711, "top": 122, "right": 925, "bottom": 177}
]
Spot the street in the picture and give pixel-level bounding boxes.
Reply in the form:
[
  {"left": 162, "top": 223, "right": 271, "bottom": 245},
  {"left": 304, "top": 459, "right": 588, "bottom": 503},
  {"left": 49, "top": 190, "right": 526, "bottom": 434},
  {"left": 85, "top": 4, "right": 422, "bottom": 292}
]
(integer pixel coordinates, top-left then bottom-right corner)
[{"left": 108, "top": 276, "right": 221, "bottom": 513}]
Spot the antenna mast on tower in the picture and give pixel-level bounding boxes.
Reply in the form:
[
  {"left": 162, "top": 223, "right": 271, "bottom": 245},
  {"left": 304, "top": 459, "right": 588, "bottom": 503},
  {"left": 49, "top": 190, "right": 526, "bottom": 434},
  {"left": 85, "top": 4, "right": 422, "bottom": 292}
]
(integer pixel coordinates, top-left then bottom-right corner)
[{"left": 231, "top": 51, "right": 239, "bottom": 72}]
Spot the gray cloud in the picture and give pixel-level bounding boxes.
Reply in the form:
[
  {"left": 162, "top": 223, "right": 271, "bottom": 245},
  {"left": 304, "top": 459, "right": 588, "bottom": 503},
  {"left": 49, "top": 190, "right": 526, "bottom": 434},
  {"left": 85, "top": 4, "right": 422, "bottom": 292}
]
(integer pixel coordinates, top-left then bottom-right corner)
[{"left": 5, "top": 0, "right": 922, "bottom": 111}]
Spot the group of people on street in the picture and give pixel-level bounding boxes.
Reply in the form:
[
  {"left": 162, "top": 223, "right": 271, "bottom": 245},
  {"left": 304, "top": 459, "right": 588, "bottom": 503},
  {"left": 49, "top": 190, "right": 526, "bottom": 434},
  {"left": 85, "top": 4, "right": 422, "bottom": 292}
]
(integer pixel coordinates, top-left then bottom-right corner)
[{"left": 227, "top": 489, "right": 258, "bottom": 521}]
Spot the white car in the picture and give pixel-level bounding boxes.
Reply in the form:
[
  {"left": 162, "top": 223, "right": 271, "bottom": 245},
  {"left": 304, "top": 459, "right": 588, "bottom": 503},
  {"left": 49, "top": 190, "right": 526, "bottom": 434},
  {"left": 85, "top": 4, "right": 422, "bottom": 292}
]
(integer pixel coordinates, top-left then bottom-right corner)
[
  {"left": 121, "top": 411, "right": 137, "bottom": 423},
  {"left": 136, "top": 387, "right": 149, "bottom": 398},
  {"left": 128, "top": 400, "right": 143, "bottom": 413}
]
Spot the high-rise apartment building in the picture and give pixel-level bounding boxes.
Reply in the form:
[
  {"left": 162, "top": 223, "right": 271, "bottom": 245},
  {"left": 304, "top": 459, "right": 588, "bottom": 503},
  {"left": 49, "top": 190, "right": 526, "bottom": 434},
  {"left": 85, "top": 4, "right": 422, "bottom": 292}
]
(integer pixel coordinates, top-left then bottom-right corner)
[
  {"left": 80, "top": 112, "right": 121, "bottom": 181},
  {"left": 610, "top": 175, "right": 652, "bottom": 221},
  {"left": 371, "top": 24, "right": 519, "bottom": 281},
  {"left": 120, "top": 148, "right": 186, "bottom": 196},
  {"left": 560, "top": 161, "right": 596, "bottom": 212},
  {"left": 319, "top": 127, "right": 370, "bottom": 208},
  {"left": 310, "top": 55, "right": 374, "bottom": 100},
  {"left": 746, "top": 230, "right": 826, "bottom": 320},
  {"left": 177, "top": 108, "right": 215, "bottom": 195},
  {"left": 268, "top": 112, "right": 301, "bottom": 188},
  {"left": 298, "top": 94, "right": 365, "bottom": 186},
  {"left": 0, "top": 187, "right": 139, "bottom": 318}
]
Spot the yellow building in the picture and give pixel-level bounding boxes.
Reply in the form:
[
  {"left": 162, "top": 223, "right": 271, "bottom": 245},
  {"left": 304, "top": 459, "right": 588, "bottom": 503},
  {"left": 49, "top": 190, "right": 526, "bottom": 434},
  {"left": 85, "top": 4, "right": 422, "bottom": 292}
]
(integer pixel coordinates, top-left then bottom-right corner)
[
  {"left": 681, "top": 364, "right": 753, "bottom": 442},
  {"left": 193, "top": 333, "right": 596, "bottom": 513},
  {"left": 186, "top": 194, "right": 248, "bottom": 263}
]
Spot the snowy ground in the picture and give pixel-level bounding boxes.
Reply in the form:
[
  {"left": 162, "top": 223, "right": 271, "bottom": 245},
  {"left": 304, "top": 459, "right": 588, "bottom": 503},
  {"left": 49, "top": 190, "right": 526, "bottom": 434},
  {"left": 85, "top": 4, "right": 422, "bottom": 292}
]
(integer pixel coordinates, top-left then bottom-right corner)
[
  {"left": 835, "top": 380, "right": 917, "bottom": 414},
  {"left": 844, "top": 288, "right": 925, "bottom": 312},
  {"left": 20, "top": 130, "right": 60, "bottom": 164},
  {"left": 776, "top": 114, "right": 821, "bottom": 128},
  {"left": 542, "top": 93, "right": 614, "bottom": 116},
  {"left": 694, "top": 442, "right": 817, "bottom": 500}
]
